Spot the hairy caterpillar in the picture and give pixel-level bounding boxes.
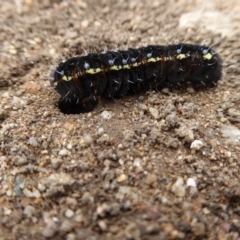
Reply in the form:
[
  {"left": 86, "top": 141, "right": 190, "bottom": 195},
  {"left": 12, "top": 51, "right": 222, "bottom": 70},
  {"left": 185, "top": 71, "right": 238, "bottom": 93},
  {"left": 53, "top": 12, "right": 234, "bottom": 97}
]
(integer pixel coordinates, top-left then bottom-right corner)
[{"left": 50, "top": 43, "right": 222, "bottom": 113}]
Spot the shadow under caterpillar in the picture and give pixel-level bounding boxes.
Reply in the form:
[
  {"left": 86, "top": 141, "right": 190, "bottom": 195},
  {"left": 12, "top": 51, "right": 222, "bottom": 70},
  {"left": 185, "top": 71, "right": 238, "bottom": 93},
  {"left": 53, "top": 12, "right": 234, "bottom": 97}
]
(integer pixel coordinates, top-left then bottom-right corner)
[{"left": 50, "top": 43, "right": 222, "bottom": 114}]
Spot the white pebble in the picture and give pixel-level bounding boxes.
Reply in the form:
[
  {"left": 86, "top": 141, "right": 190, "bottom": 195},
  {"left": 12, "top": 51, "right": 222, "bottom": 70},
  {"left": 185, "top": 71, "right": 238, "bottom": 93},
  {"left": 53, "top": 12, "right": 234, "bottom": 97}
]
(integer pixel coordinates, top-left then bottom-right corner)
[
  {"left": 65, "top": 209, "right": 74, "bottom": 218},
  {"left": 59, "top": 149, "right": 69, "bottom": 156},
  {"left": 101, "top": 110, "right": 112, "bottom": 120},
  {"left": 118, "top": 159, "right": 124, "bottom": 165},
  {"left": 190, "top": 140, "right": 203, "bottom": 150},
  {"left": 187, "top": 178, "right": 197, "bottom": 188},
  {"left": 98, "top": 128, "right": 104, "bottom": 134},
  {"left": 81, "top": 19, "right": 89, "bottom": 28},
  {"left": 28, "top": 137, "right": 38, "bottom": 147},
  {"left": 149, "top": 107, "right": 159, "bottom": 119},
  {"left": 67, "top": 143, "right": 72, "bottom": 149},
  {"left": 225, "top": 151, "right": 231, "bottom": 158},
  {"left": 98, "top": 220, "right": 107, "bottom": 231},
  {"left": 83, "top": 134, "right": 93, "bottom": 144},
  {"left": 133, "top": 158, "right": 141, "bottom": 167}
]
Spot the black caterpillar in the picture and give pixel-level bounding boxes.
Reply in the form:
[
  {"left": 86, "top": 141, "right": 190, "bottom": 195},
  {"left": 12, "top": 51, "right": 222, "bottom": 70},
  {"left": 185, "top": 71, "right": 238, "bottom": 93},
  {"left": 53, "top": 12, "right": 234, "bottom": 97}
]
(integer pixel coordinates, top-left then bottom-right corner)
[{"left": 50, "top": 43, "right": 222, "bottom": 114}]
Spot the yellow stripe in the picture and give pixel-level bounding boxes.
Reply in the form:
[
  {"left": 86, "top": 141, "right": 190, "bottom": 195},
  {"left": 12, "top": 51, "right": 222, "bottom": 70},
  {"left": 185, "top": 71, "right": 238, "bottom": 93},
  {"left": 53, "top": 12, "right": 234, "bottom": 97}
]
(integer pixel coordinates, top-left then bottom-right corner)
[
  {"left": 86, "top": 68, "right": 102, "bottom": 74},
  {"left": 62, "top": 75, "right": 72, "bottom": 81},
  {"left": 147, "top": 57, "right": 162, "bottom": 63},
  {"left": 123, "top": 65, "right": 130, "bottom": 69},
  {"left": 176, "top": 54, "right": 187, "bottom": 60},
  {"left": 203, "top": 53, "right": 212, "bottom": 60},
  {"left": 132, "top": 62, "right": 139, "bottom": 67},
  {"left": 110, "top": 65, "right": 122, "bottom": 70}
]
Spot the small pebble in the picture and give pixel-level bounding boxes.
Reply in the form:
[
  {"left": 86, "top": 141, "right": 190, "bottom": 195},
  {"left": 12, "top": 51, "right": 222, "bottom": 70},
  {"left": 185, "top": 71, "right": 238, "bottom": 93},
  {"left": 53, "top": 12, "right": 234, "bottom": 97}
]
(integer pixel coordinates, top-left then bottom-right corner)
[
  {"left": 117, "top": 174, "right": 128, "bottom": 183},
  {"left": 81, "top": 19, "right": 89, "bottom": 28},
  {"left": 191, "top": 222, "right": 205, "bottom": 236},
  {"left": 65, "top": 209, "right": 74, "bottom": 218},
  {"left": 101, "top": 110, "right": 112, "bottom": 120},
  {"left": 190, "top": 140, "right": 203, "bottom": 150},
  {"left": 145, "top": 174, "right": 157, "bottom": 185},
  {"left": 98, "top": 128, "right": 104, "bottom": 134},
  {"left": 83, "top": 134, "right": 93, "bottom": 144},
  {"left": 149, "top": 107, "right": 159, "bottom": 119},
  {"left": 59, "top": 149, "right": 69, "bottom": 156},
  {"left": 187, "top": 178, "right": 197, "bottom": 188},
  {"left": 23, "top": 205, "right": 35, "bottom": 218},
  {"left": 51, "top": 158, "right": 62, "bottom": 169},
  {"left": 133, "top": 158, "right": 141, "bottom": 167},
  {"left": 98, "top": 220, "right": 107, "bottom": 231},
  {"left": 97, "top": 134, "right": 110, "bottom": 144},
  {"left": 28, "top": 137, "right": 38, "bottom": 147},
  {"left": 3, "top": 207, "right": 12, "bottom": 215},
  {"left": 171, "top": 177, "right": 186, "bottom": 197},
  {"left": 23, "top": 188, "right": 33, "bottom": 198}
]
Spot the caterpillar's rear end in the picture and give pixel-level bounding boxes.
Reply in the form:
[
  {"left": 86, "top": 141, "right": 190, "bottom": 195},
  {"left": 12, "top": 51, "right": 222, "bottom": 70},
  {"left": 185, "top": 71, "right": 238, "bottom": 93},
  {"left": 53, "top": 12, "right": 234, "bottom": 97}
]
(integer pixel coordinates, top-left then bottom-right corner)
[{"left": 50, "top": 43, "right": 222, "bottom": 114}]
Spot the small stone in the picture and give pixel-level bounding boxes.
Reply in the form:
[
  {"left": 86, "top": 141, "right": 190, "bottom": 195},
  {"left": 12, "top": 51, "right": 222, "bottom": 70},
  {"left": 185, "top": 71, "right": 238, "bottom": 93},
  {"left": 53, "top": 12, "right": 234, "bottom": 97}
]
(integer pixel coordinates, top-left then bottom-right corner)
[
  {"left": 60, "top": 219, "right": 74, "bottom": 232},
  {"left": 165, "top": 113, "right": 179, "bottom": 127},
  {"left": 83, "top": 134, "right": 93, "bottom": 144},
  {"left": 225, "top": 151, "right": 231, "bottom": 158},
  {"left": 81, "top": 192, "right": 94, "bottom": 205},
  {"left": 149, "top": 107, "right": 159, "bottom": 119},
  {"left": 145, "top": 174, "right": 157, "bottom": 185},
  {"left": 171, "top": 177, "right": 186, "bottom": 197},
  {"left": 144, "top": 208, "right": 161, "bottom": 221},
  {"left": 3, "top": 207, "right": 12, "bottom": 215},
  {"left": 6, "top": 189, "right": 13, "bottom": 197},
  {"left": 165, "top": 137, "right": 180, "bottom": 149},
  {"left": 43, "top": 111, "right": 51, "bottom": 118},
  {"left": 97, "top": 134, "right": 110, "bottom": 144},
  {"left": 161, "top": 196, "right": 172, "bottom": 206},
  {"left": 146, "top": 223, "right": 160, "bottom": 234},
  {"left": 32, "top": 189, "right": 41, "bottom": 198},
  {"left": 14, "top": 177, "right": 25, "bottom": 196},
  {"left": 98, "top": 220, "right": 107, "bottom": 231},
  {"left": 190, "top": 140, "right": 203, "bottom": 150},
  {"left": 101, "top": 110, "right": 112, "bottom": 120},
  {"left": 109, "top": 225, "right": 120, "bottom": 233},
  {"left": 67, "top": 143, "right": 72, "bottom": 149},
  {"left": 59, "top": 149, "right": 69, "bottom": 156},
  {"left": 117, "top": 174, "right": 128, "bottom": 183},
  {"left": 51, "top": 158, "right": 62, "bottom": 169},
  {"left": 0, "top": 155, "right": 7, "bottom": 161},
  {"left": 37, "top": 183, "right": 46, "bottom": 192},
  {"left": 42, "top": 221, "right": 58, "bottom": 238},
  {"left": 98, "top": 128, "right": 104, "bottom": 134},
  {"left": 66, "top": 233, "right": 77, "bottom": 240},
  {"left": 118, "top": 159, "right": 124, "bottom": 165},
  {"left": 23, "top": 205, "right": 36, "bottom": 218},
  {"left": 65, "top": 209, "right": 74, "bottom": 218},
  {"left": 28, "top": 137, "right": 38, "bottom": 147},
  {"left": 96, "top": 203, "right": 110, "bottom": 217},
  {"left": 187, "top": 178, "right": 197, "bottom": 188},
  {"left": 23, "top": 188, "right": 33, "bottom": 198},
  {"left": 133, "top": 158, "right": 141, "bottom": 167},
  {"left": 191, "top": 222, "right": 205, "bottom": 236},
  {"left": 81, "top": 19, "right": 89, "bottom": 28},
  {"left": 187, "top": 87, "right": 195, "bottom": 94}
]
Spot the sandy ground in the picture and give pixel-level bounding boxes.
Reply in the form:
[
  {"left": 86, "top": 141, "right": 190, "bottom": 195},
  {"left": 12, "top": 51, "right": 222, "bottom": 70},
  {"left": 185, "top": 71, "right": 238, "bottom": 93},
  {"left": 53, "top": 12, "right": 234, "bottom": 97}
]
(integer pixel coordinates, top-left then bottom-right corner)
[{"left": 0, "top": 0, "right": 240, "bottom": 239}]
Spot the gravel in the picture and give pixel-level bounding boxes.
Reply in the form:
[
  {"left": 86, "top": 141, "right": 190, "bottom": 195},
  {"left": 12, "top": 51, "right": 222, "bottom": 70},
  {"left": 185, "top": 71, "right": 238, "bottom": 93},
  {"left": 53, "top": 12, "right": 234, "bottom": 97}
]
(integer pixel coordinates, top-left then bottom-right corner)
[{"left": 0, "top": 0, "right": 240, "bottom": 239}]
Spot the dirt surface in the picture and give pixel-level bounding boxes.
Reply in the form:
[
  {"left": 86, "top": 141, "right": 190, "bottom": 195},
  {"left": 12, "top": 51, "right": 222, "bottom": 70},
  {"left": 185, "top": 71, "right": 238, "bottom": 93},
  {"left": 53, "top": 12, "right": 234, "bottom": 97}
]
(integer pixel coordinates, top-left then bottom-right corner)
[{"left": 0, "top": 0, "right": 240, "bottom": 239}]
